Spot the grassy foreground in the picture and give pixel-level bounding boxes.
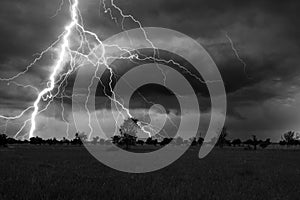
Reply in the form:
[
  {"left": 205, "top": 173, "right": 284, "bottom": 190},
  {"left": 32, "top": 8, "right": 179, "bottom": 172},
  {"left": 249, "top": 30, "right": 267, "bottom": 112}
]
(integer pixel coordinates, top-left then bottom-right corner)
[{"left": 0, "top": 145, "right": 299, "bottom": 200}]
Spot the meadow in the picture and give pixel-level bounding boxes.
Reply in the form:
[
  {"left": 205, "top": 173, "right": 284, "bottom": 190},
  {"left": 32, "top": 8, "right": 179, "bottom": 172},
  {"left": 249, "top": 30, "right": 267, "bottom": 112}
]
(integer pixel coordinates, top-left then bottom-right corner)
[{"left": 0, "top": 145, "right": 299, "bottom": 200}]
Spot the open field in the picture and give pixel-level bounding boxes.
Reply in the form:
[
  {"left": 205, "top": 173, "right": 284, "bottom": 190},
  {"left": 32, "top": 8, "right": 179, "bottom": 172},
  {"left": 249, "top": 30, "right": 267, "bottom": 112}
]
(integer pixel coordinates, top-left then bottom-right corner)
[{"left": 0, "top": 145, "right": 299, "bottom": 200}]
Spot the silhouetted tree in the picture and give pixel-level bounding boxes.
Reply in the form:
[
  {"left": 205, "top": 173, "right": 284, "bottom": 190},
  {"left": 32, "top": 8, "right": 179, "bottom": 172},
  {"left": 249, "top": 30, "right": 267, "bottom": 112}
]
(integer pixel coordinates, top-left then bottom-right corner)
[
  {"left": 216, "top": 127, "right": 229, "bottom": 148},
  {"left": 152, "top": 139, "right": 158, "bottom": 146},
  {"left": 281, "top": 131, "right": 297, "bottom": 146},
  {"left": 243, "top": 136, "right": 270, "bottom": 150},
  {"left": 252, "top": 135, "right": 259, "bottom": 150},
  {"left": 45, "top": 138, "right": 51, "bottom": 145},
  {"left": 121, "top": 134, "right": 137, "bottom": 149},
  {"left": 259, "top": 138, "right": 271, "bottom": 149},
  {"left": 160, "top": 138, "right": 172, "bottom": 146},
  {"left": 190, "top": 137, "right": 198, "bottom": 146},
  {"left": 61, "top": 137, "right": 70, "bottom": 145},
  {"left": 7, "top": 137, "right": 18, "bottom": 144},
  {"left": 0, "top": 134, "right": 8, "bottom": 147},
  {"left": 198, "top": 137, "right": 204, "bottom": 146},
  {"left": 71, "top": 132, "right": 86, "bottom": 145},
  {"left": 243, "top": 139, "right": 253, "bottom": 145},
  {"left": 295, "top": 133, "right": 300, "bottom": 144},
  {"left": 30, "top": 136, "right": 44, "bottom": 145},
  {"left": 243, "top": 139, "right": 253, "bottom": 150},
  {"left": 119, "top": 118, "right": 139, "bottom": 149},
  {"left": 112, "top": 135, "right": 121, "bottom": 144},
  {"left": 145, "top": 137, "right": 152, "bottom": 145},
  {"left": 279, "top": 140, "right": 286, "bottom": 146},
  {"left": 47, "top": 138, "right": 58, "bottom": 145},
  {"left": 137, "top": 140, "right": 145, "bottom": 146},
  {"left": 145, "top": 137, "right": 158, "bottom": 146},
  {"left": 120, "top": 118, "right": 139, "bottom": 136},
  {"left": 296, "top": 133, "right": 300, "bottom": 138},
  {"left": 232, "top": 139, "right": 242, "bottom": 147},
  {"left": 78, "top": 132, "right": 88, "bottom": 142}
]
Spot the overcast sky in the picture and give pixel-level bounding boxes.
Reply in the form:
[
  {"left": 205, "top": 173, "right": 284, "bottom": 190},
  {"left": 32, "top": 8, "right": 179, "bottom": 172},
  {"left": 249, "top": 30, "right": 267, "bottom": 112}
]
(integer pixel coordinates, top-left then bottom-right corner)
[{"left": 0, "top": 0, "right": 300, "bottom": 141}]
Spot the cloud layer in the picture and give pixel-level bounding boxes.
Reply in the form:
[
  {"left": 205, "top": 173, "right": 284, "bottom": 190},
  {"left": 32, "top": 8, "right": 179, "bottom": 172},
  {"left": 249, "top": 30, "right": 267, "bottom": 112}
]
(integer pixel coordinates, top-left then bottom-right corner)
[{"left": 0, "top": 0, "right": 300, "bottom": 141}]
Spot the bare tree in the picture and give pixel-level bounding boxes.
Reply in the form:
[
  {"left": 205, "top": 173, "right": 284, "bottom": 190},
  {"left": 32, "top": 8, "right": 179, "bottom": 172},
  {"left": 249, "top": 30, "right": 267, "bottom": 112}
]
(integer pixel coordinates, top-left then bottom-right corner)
[
  {"left": 281, "top": 131, "right": 296, "bottom": 146},
  {"left": 216, "top": 127, "right": 229, "bottom": 148},
  {"left": 252, "top": 135, "right": 259, "bottom": 150},
  {"left": 119, "top": 118, "right": 139, "bottom": 149}
]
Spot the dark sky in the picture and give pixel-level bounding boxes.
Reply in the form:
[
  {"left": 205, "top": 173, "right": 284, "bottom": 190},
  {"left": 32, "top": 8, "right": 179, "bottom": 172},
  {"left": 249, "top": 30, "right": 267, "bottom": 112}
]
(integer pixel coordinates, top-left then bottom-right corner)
[{"left": 0, "top": 0, "right": 300, "bottom": 141}]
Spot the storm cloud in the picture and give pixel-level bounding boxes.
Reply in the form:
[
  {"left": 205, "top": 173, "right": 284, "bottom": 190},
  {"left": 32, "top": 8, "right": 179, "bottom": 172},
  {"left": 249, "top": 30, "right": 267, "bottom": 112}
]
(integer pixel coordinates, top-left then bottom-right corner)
[{"left": 0, "top": 0, "right": 300, "bottom": 140}]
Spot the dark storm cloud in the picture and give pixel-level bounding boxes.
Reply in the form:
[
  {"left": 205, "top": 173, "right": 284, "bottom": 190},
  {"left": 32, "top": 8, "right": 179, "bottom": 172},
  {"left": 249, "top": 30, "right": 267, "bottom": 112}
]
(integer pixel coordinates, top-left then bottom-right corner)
[
  {"left": 0, "top": 0, "right": 71, "bottom": 109},
  {"left": 0, "top": 0, "right": 70, "bottom": 63},
  {"left": 104, "top": 0, "right": 300, "bottom": 38},
  {"left": 94, "top": 0, "right": 300, "bottom": 138},
  {"left": 1, "top": 0, "right": 300, "bottom": 139},
  {"left": 86, "top": 0, "right": 300, "bottom": 109},
  {"left": 1, "top": 0, "right": 299, "bottom": 104}
]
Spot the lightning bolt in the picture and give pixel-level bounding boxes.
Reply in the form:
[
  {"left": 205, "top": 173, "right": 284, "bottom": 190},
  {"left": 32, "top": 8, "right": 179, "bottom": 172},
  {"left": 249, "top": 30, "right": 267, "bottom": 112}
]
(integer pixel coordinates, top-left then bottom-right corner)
[
  {"left": 0, "top": 0, "right": 149, "bottom": 139},
  {"left": 0, "top": 0, "right": 219, "bottom": 140},
  {"left": 50, "top": 0, "right": 65, "bottom": 19},
  {"left": 224, "top": 32, "right": 252, "bottom": 80},
  {"left": 28, "top": 0, "right": 81, "bottom": 138}
]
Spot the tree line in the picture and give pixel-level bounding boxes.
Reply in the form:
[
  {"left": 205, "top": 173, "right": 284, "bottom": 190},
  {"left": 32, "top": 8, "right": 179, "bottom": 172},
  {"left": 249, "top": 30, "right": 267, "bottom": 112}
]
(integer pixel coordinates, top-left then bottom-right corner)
[
  {"left": 0, "top": 132, "right": 87, "bottom": 147},
  {"left": 0, "top": 118, "right": 299, "bottom": 149}
]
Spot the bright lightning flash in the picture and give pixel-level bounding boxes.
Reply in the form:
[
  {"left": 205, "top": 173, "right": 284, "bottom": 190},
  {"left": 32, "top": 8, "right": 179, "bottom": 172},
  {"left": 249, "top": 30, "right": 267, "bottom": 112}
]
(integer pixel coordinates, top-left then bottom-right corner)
[{"left": 0, "top": 0, "right": 212, "bottom": 140}]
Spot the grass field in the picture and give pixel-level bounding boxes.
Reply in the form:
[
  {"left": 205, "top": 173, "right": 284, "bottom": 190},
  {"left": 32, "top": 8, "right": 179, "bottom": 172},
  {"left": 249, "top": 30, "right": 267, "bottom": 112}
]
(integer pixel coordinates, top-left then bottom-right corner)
[{"left": 0, "top": 145, "right": 299, "bottom": 200}]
